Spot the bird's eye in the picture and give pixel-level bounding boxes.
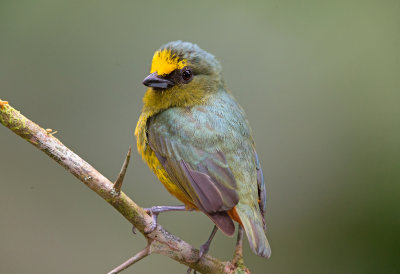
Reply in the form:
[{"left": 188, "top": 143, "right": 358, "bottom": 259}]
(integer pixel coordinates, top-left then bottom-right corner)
[{"left": 181, "top": 68, "right": 193, "bottom": 82}]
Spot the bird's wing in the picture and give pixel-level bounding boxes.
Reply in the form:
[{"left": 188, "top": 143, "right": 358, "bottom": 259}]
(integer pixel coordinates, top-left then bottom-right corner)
[
  {"left": 147, "top": 123, "right": 239, "bottom": 235},
  {"left": 254, "top": 150, "right": 267, "bottom": 231}
]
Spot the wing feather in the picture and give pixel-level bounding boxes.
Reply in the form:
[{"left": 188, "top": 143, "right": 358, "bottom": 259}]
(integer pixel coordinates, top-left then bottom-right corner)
[
  {"left": 254, "top": 150, "right": 267, "bottom": 231},
  {"left": 148, "top": 123, "right": 239, "bottom": 235}
]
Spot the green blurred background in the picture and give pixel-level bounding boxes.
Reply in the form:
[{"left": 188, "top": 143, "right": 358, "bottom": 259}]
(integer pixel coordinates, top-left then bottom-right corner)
[{"left": 1, "top": 1, "right": 399, "bottom": 273}]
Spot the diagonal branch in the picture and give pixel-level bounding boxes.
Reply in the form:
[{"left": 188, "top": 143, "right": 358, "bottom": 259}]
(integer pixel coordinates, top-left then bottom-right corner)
[
  {"left": 0, "top": 99, "right": 246, "bottom": 273},
  {"left": 108, "top": 239, "right": 153, "bottom": 274}
]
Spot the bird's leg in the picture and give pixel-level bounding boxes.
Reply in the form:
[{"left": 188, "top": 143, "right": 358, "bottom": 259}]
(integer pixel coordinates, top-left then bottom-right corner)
[
  {"left": 198, "top": 225, "right": 218, "bottom": 258},
  {"left": 187, "top": 225, "right": 218, "bottom": 274},
  {"left": 232, "top": 224, "right": 244, "bottom": 266},
  {"left": 140, "top": 205, "right": 187, "bottom": 234}
]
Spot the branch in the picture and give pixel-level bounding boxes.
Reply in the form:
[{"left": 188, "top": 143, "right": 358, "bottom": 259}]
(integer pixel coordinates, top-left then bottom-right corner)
[
  {"left": 108, "top": 240, "right": 152, "bottom": 274},
  {"left": 0, "top": 99, "right": 246, "bottom": 273}
]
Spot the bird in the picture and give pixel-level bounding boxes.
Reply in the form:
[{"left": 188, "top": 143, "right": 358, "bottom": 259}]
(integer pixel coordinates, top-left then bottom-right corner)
[{"left": 135, "top": 41, "right": 271, "bottom": 260}]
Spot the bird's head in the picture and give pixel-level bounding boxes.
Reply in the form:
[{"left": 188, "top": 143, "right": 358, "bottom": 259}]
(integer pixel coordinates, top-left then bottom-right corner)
[{"left": 141, "top": 41, "right": 224, "bottom": 111}]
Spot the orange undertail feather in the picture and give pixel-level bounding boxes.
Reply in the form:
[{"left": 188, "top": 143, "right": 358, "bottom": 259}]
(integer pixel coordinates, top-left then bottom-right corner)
[{"left": 228, "top": 206, "right": 243, "bottom": 226}]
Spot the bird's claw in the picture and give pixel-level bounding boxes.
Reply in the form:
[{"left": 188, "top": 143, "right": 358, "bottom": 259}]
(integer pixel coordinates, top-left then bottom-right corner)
[
  {"left": 199, "top": 243, "right": 210, "bottom": 258},
  {"left": 130, "top": 208, "right": 158, "bottom": 235},
  {"left": 186, "top": 234, "right": 212, "bottom": 273},
  {"left": 143, "top": 207, "right": 159, "bottom": 234},
  {"left": 144, "top": 221, "right": 157, "bottom": 234},
  {"left": 186, "top": 225, "right": 218, "bottom": 273}
]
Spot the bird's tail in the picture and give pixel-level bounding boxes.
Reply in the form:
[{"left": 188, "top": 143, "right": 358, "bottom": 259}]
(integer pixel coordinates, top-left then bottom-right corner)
[{"left": 236, "top": 203, "right": 271, "bottom": 258}]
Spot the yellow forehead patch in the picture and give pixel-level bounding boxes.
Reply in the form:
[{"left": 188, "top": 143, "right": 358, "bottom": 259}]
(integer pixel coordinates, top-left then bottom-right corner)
[{"left": 150, "top": 49, "right": 186, "bottom": 76}]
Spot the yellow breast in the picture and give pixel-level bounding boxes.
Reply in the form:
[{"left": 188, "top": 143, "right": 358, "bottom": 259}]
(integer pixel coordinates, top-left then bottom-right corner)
[{"left": 135, "top": 110, "right": 196, "bottom": 209}]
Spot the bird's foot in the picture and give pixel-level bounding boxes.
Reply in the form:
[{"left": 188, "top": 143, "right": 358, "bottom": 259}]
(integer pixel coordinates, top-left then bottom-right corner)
[
  {"left": 131, "top": 205, "right": 187, "bottom": 235},
  {"left": 199, "top": 242, "right": 211, "bottom": 258},
  {"left": 185, "top": 242, "right": 210, "bottom": 273},
  {"left": 143, "top": 207, "right": 160, "bottom": 234},
  {"left": 187, "top": 225, "right": 218, "bottom": 273}
]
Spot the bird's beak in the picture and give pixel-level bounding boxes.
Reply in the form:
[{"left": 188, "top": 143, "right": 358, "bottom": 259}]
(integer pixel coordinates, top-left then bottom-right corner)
[{"left": 142, "top": 72, "right": 175, "bottom": 89}]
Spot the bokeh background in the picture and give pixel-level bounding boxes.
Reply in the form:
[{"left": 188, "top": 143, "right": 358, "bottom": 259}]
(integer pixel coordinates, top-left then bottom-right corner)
[{"left": 1, "top": 1, "right": 399, "bottom": 273}]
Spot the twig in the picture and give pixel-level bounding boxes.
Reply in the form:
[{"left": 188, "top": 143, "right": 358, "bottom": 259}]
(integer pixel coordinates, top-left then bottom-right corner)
[
  {"left": 0, "top": 100, "right": 248, "bottom": 274},
  {"left": 113, "top": 146, "right": 132, "bottom": 194},
  {"left": 108, "top": 240, "right": 153, "bottom": 274}
]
